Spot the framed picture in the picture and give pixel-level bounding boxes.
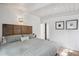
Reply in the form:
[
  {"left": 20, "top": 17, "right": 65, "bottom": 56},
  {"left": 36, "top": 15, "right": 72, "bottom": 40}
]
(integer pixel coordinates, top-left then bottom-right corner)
[
  {"left": 55, "top": 21, "right": 64, "bottom": 30},
  {"left": 66, "top": 20, "right": 78, "bottom": 30}
]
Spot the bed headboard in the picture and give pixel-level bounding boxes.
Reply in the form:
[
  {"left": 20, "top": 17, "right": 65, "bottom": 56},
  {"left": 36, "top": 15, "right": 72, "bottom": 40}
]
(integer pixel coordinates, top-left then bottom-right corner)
[{"left": 2, "top": 24, "right": 32, "bottom": 36}]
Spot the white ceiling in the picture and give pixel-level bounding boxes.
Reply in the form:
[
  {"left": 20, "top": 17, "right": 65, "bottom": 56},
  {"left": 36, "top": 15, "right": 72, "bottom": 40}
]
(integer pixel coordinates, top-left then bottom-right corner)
[
  {"left": 0, "top": 3, "right": 50, "bottom": 16},
  {"left": 0, "top": 3, "right": 79, "bottom": 17},
  {"left": 31, "top": 3, "right": 79, "bottom": 17}
]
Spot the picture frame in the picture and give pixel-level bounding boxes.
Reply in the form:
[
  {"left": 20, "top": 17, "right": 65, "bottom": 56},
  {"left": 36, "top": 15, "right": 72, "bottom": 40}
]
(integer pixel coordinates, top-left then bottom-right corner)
[
  {"left": 66, "top": 19, "right": 78, "bottom": 30},
  {"left": 55, "top": 21, "right": 64, "bottom": 30}
]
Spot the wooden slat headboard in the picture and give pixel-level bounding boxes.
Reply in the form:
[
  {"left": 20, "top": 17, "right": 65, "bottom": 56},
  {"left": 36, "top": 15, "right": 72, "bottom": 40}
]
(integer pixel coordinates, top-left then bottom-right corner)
[{"left": 2, "top": 24, "right": 32, "bottom": 36}]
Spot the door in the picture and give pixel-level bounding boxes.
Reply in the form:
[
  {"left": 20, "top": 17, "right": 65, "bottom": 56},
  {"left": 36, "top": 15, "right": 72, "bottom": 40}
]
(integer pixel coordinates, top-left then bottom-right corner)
[{"left": 40, "top": 23, "right": 49, "bottom": 40}]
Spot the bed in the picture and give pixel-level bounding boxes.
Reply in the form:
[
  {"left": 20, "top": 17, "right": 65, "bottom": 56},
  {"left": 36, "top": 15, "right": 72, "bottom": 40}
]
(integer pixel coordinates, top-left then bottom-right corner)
[
  {"left": 0, "top": 24, "right": 59, "bottom": 56},
  {"left": 0, "top": 38, "right": 58, "bottom": 56}
]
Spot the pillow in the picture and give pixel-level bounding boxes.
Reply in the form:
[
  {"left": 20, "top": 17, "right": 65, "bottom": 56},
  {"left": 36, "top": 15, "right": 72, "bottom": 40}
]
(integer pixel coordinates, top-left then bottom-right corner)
[
  {"left": 21, "top": 36, "right": 29, "bottom": 42},
  {"left": 29, "top": 35, "right": 33, "bottom": 39},
  {"left": 22, "top": 34, "right": 33, "bottom": 39},
  {"left": 5, "top": 35, "right": 21, "bottom": 43}
]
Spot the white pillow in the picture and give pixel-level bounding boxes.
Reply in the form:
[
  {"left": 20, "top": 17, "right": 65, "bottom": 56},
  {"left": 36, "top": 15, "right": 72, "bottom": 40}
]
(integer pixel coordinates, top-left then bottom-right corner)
[{"left": 21, "top": 36, "right": 29, "bottom": 42}]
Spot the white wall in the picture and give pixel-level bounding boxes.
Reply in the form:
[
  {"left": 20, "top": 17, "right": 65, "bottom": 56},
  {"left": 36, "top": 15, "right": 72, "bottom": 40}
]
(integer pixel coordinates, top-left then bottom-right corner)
[
  {"left": 24, "top": 14, "right": 40, "bottom": 38},
  {"left": 41, "top": 13, "right": 79, "bottom": 51},
  {"left": 0, "top": 7, "right": 40, "bottom": 42}
]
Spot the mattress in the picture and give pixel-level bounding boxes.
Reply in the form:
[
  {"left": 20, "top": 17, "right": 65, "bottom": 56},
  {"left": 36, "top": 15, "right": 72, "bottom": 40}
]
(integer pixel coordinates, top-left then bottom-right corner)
[{"left": 0, "top": 38, "right": 58, "bottom": 56}]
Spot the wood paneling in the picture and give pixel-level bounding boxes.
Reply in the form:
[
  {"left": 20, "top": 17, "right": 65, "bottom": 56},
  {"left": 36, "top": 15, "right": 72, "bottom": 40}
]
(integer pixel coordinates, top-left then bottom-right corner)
[
  {"left": 22, "top": 26, "right": 27, "bottom": 34},
  {"left": 2, "top": 24, "right": 32, "bottom": 36},
  {"left": 22, "top": 26, "right": 32, "bottom": 34},
  {"left": 14, "top": 25, "right": 21, "bottom": 35},
  {"left": 2, "top": 24, "right": 14, "bottom": 36},
  {"left": 27, "top": 26, "right": 32, "bottom": 34}
]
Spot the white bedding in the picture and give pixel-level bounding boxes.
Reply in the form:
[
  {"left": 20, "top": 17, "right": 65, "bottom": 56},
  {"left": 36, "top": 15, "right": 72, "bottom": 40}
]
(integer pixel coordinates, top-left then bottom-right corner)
[{"left": 0, "top": 38, "right": 58, "bottom": 56}]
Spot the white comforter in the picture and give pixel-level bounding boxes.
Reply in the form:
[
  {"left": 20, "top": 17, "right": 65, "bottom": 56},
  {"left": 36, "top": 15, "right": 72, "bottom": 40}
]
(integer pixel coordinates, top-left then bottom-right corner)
[{"left": 0, "top": 38, "right": 58, "bottom": 56}]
